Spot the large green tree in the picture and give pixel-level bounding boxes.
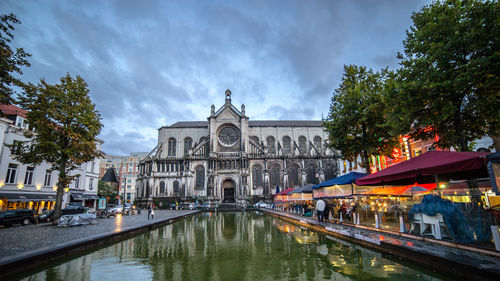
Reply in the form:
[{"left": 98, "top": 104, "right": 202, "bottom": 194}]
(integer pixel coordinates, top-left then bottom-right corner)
[
  {"left": 324, "top": 65, "right": 399, "bottom": 172},
  {"left": 0, "top": 13, "right": 31, "bottom": 104},
  {"left": 15, "top": 74, "right": 102, "bottom": 224},
  {"left": 388, "top": 0, "right": 500, "bottom": 151}
]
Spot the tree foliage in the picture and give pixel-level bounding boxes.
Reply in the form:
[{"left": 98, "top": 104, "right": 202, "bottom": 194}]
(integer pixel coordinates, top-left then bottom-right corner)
[
  {"left": 323, "top": 65, "right": 399, "bottom": 172},
  {"left": 98, "top": 180, "right": 118, "bottom": 204},
  {"left": 388, "top": 0, "right": 500, "bottom": 151},
  {"left": 15, "top": 74, "right": 103, "bottom": 223},
  {"left": 0, "top": 13, "right": 31, "bottom": 104}
]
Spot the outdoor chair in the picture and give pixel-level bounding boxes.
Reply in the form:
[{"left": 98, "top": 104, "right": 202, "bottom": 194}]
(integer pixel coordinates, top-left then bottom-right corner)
[{"left": 413, "top": 212, "right": 450, "bottom": 240}]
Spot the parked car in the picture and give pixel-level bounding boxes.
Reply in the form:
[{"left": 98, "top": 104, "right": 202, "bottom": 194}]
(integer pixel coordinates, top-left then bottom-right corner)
[
  {"left": 107, "top": 205, "right": 123, "bottom": 216},
  {"left": 189, "top": 202, "right": 200, "bottom": 210},
  {"left": 61, "top": 205, "right": 86, "bottom": 215},
  {"left": 35, "top": 209, "right": 55, "bottom": 222},
  {"left": 202, "top": 202, "right": 212, "bottom": 209},
  {"left": 0, "top": 209, "right": 35, "bottom": 227}
]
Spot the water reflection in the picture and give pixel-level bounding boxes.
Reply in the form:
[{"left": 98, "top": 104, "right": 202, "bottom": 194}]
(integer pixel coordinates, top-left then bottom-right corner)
[{"left": 17, "top": 212, "right": 455, "bottom": 281}]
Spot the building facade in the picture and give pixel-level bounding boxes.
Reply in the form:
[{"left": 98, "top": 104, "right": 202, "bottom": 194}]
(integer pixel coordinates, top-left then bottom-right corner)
[
  {"left": 100, "top": 152, "right": 147, "bottom": 204},
  {"left": 0, "top": 104, "right": 101, "bottom": 212},
  {"left": 136, "top": 90, "right": 340, "bottom": 204}
]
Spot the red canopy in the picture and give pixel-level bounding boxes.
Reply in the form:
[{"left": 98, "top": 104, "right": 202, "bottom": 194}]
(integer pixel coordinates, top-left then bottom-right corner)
[
  {"left": 356, "top": 151, "right": 490, "bottom": 186},
  {"left": 276, "top": 188, "right": 295, "bottom": 195}
]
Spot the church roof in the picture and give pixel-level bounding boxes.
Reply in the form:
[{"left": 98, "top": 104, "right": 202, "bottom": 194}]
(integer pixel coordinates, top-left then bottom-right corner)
[
  {"left": 101, "top": 167, "right": 119, "bottom": 183},
  {"left": 166, "top": 120, "right": 322, "bottom": 129}
]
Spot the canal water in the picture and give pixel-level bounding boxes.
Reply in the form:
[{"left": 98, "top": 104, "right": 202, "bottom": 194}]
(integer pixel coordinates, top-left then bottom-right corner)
[{"left": 15, "top": 212, "right": 455, "bottom": 281}]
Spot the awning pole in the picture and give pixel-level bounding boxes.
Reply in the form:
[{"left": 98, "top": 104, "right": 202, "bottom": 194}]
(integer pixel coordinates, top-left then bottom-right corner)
[{"left": 435, "top": 175, "right": 441, "bottom": 196}]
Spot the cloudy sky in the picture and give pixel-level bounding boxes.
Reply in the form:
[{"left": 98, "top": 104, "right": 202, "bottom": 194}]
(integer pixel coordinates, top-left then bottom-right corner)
[{"left": 5, "top": 0, "right": 430, "bottom": 156}]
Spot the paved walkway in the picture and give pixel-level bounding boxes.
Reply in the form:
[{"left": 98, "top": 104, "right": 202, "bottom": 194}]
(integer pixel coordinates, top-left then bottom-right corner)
[
  {"left": 264, "top": 208, "right": 500, "bottom": 277},
  {"left": 0, "top": 210, "right": 198, "bottom": 267}
]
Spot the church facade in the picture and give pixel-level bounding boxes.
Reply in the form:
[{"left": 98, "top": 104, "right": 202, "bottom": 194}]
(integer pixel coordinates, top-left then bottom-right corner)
[{"left": 136, "top": 90, "right": 340, "bottom": 204}]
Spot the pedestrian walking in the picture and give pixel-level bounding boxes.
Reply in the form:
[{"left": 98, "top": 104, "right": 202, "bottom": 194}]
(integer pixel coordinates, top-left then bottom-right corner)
[
  {"left": 151, "top": 208, "right": 155, "bottom": 219},
  {"left": 147, "top": 205, "right": 152, "bottom": 220},
  {"left": 316, "top": 199, "right": 326, "bottom": 223}
]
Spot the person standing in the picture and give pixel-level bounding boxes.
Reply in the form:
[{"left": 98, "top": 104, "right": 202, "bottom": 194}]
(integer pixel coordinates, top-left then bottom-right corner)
[
  {"left": 323, "top": 202, "right": 330, "bottom": 223},
  {"left": 316, "top": 199, "right": 326, "bottom": 223},
  {"left": 147, "top": 205, "right": 152, "bottom": 220},
  {"left": 151, "top": 207, "right": 154, "bottom": 220}
]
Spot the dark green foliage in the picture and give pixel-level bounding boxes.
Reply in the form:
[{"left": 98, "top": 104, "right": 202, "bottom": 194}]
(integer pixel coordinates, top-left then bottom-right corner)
[
  {"left": 0, "top": 13, "right": 31, "bottom": 104},
  {"left": 389, "top": 0, "right": 500, "bottom": 151},
  {"left": 323, "top": 65, "right": 399, "bottom": 171},
  {"left": 98, "top": 180, "right": 117, "bottom": 204},
  {"left": 15, "top": 74, "right": 103, "bottom": 223}
]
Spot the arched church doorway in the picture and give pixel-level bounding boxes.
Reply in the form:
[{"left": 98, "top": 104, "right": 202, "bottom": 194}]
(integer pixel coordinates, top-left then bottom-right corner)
[{"left": 222, "top": 179, "right": 235, "bottom": 203}]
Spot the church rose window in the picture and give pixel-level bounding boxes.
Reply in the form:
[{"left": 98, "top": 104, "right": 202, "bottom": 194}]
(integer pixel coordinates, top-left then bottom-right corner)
[{"left": 218, "top": 126, "right": 239, "bottom": 146}]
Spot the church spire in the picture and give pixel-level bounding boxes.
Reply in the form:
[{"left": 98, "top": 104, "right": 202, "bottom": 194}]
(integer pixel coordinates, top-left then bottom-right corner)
[{"left": 225, "top": 89, "right": 231, "bottom": 105}]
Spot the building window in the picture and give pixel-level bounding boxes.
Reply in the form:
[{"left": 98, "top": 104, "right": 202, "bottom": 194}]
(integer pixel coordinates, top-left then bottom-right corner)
[
  {"left": 266, "top": 136, "right": 276, "bottom": 155},
  {"left": 6, "top": 164, "right": 18, "bottom": 184},
  {"left": 127, "top": 185, "right": 131, "bottom": 189},
  {"left": 91, "top": 162, "right": 95, "bottom": 173},
  {"left": 184, "top": 137, "right": 192, "bottom": 156},
  {"left": 159, "top": 181, "right": 165, "bottom": 194},
  {"left": 282, "top": 136, "right": 291, "bottom": 154},
  {"left": 89, "top": 178, "right": 94, "bottom": 190},
  {"left": 288, "top": 164, "right": 300, "bottom": 187},
  {"left": 298, "top": 136, "right": 307, "bottom": 155},
  {"left": 74, "top": 175, "right": 80, "bottom": 189},
  {"left": 314, "top": 136, "right": 322, "bottom": 153},
  {"left": 168, "top": 138, "right": 176, "bottom": 157},
  {"left": 173, "top": 180, "right": 179, "bottom": 195},
  {"left": 126, "top": 193, "right": 131, "bottom": 200},
  {"left": 306, "top": 163, "right": 318, "bottom": 184},
  {"left": 324, "top": 162, "right": 337, "bottom": 181},
  {"left": 195, "top": 165, "right": 205, "bottom": 190},
  {"left": 127, "top": 179, "right": 131, "bottom": 183},
  {"left": 24, "top": 166, "right": 34, "bottom": 185},
  {"left": 269, "top": 164, "right": 281, "bottom": 189},
  {"left": 252, "top": 164, "right": 263, "bottom": 188},
  {"left": 44, "top": 170, "right": 52, "bottom": 186}
]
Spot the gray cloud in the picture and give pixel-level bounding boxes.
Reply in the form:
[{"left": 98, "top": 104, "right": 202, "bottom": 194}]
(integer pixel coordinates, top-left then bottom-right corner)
[{"left": 4, "top": 0, "right": 431, "bottom": 156}]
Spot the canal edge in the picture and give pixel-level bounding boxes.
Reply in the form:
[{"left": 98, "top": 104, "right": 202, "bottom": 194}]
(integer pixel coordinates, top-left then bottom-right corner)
[
  {"left": 0, "top": 210, "right": 201, "bottom": 279},
  {"left": 263, "top": 209, "right": 499, "bottom": 281}
]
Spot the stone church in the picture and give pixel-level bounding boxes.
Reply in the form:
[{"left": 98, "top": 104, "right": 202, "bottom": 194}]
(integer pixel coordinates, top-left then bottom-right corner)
[{"left": 136, "top": 90, "right": 339, "bottom": 204}]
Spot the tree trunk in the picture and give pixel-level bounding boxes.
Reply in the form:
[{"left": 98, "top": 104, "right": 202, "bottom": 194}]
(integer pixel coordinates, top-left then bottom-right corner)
[
  {"left": 52, "top": 184, "right": 64, "bottom": 225},
  {"left": 362, "top": 150, "right": 370, "bottom": 174},
  {"left": 52, "top": 159, "right": 68, "bottom": 225}
]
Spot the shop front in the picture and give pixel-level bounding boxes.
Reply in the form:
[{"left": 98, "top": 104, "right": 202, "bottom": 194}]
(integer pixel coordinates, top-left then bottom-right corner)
[{"left": 0, "top": 192, "right": 56, "bottom": 214}]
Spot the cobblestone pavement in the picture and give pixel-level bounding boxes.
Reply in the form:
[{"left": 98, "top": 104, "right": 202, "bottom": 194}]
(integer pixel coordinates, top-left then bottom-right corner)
[
  {"left": 265, "top": 209, "right": 500, "bottom": 276},
  {"left": 0, "top": 210, "right": 198, "bottom": 264}
]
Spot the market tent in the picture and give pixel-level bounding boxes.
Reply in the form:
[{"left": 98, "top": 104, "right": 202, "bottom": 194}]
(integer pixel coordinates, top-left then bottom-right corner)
[
  {"left": 288, "top": 184, "right": 314, "bottom": 201},
  {"left": 356, "top": 151, "right": 490, "bottom": 186},
  {"left": 313, "top": 172, "right": 368, "bottom": 189},
  {"left": 288, "top": 184, "right": 315, "bottom": 194},
  {"left": 274, "top": 188, "right": 295, "bottom": 202},
  {"left": 362, "top": 183, "right": 436, "bottom": 196}
]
